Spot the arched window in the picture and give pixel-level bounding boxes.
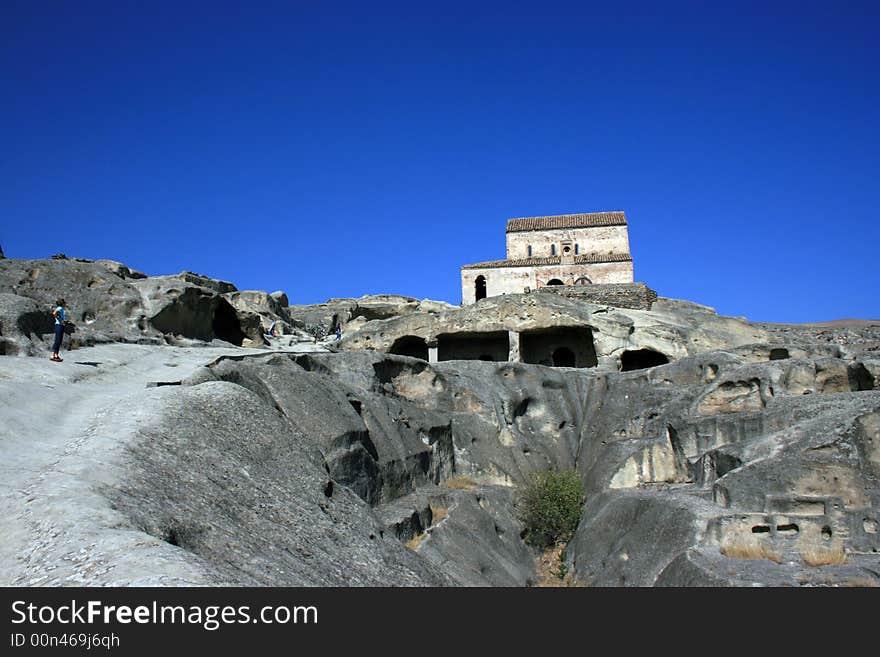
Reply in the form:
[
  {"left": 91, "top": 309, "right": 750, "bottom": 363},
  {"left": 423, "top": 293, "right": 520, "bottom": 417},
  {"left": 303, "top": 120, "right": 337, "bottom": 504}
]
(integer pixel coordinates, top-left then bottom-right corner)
[
  {"left": 475, "top": 275, "right": 487, "bottom": 301},
  {"left": 527, "top": 245, "right": 532, "bottom": 257},
  {"left": 551, "top": 244, "right": 556, "bottom": 256}
]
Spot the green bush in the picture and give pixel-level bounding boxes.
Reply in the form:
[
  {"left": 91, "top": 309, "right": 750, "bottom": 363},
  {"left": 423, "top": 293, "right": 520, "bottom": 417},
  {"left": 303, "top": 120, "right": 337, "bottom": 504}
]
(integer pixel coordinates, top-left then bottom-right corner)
[{"left": 517, "top": 470, "right": 585, "bottom": 548}]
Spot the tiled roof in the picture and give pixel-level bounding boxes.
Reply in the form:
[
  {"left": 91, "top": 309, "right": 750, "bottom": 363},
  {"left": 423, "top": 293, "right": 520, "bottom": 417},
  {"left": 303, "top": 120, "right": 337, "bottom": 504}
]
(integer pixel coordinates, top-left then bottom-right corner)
[
  {"left": 461, "top": 253, "right": 632, "bottom": 270},
  {"left": 506, "top": 211, "right": 627, "bottom": 233}
]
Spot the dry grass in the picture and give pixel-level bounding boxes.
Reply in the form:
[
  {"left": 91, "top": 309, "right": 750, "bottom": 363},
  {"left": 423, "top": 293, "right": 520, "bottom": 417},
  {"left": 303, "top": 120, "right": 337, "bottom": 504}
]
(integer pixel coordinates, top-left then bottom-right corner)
[
  {"left": 802, "top": 544, "right": 846, "bottom": 567},
  {"left": 720, "top": 539, "right": 783, "bottom": 563},
  {"left": 405, "top": 533, "right": 426, "bottom": 551},
  {"left": 440, "top": 476, "right": 478, "bottom": 490},
  {"left": 840, "top": 577, "right": 879, "bottom": 587},
  {"left": 405, "top": 505, "right": 449, "bottom": 552},
  {"left": 534, "top": 543, "right": 583, "bottom": 587}
]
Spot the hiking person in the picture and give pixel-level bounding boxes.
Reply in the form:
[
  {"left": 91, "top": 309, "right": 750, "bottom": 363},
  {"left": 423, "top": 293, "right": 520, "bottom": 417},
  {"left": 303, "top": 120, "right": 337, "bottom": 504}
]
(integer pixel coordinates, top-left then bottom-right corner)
[{"left": 50, "top": 298, "right": 68, "bottom": 362}]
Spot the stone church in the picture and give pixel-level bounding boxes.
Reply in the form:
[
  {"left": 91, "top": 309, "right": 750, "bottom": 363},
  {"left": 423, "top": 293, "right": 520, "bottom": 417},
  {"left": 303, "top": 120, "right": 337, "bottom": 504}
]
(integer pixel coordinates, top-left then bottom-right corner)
[{"left": 460, "top": 211, "right": 634, "bottom": 304}]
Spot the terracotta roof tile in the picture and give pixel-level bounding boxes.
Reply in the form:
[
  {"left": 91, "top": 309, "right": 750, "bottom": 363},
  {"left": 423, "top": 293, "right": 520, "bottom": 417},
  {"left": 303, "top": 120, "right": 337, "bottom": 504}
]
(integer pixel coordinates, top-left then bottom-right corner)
[{"left": 506, "top": 211, "right": 627, "bottom": 233}]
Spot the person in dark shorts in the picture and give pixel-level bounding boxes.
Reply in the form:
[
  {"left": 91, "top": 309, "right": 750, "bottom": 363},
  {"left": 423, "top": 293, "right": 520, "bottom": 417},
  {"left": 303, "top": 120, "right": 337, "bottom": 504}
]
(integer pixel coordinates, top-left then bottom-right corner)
[{"left": 50, "top": 298, "right": 68, "bottom": 362}]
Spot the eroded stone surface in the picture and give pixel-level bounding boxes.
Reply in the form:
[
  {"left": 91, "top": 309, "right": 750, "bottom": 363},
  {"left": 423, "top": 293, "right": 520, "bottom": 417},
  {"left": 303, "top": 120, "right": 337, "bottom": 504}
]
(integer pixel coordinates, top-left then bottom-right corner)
[{"left": 1, "top": 255, "right": 879, "bottom": 587}]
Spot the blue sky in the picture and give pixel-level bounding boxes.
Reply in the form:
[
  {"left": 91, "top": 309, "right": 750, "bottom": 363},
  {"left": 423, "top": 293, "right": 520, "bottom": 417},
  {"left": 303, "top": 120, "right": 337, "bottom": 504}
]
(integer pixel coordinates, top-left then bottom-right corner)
[{"left": 2, "top": 1, "right": 878, "bottom": 322}]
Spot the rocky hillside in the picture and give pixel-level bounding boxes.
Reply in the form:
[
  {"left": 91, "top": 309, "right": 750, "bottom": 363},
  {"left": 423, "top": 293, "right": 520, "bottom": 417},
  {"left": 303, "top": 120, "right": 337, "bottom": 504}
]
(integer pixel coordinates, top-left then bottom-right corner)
[{"left": 1, "top": 256, "right": 878, "bottom": 586}]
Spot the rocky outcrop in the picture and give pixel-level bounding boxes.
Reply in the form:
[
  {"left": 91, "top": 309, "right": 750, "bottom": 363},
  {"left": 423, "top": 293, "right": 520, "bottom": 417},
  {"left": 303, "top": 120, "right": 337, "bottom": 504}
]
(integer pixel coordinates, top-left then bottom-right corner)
[
  {"left": 0, "top": 293, "right": 53, "bottom": 356},
  {"left": 339, "top": 291, "right": 772, "bottom": 372},
  {"left": 565, "top": 343, "right": 880, "bottom": 585},
  {"left": 535, "top": 282, "right": 658, "bottom": 310},
  {"left": 2, "top": 255, "right": 879, "bottom": 587},
  {"left": 288, "top": 295, "right": 457, "bottom": 335},
  {"left": 108, "top": 381, "right": 451, "bottom": 585},
  {"left": 0, "top": 258, "right": 297, "bottom": 352}
]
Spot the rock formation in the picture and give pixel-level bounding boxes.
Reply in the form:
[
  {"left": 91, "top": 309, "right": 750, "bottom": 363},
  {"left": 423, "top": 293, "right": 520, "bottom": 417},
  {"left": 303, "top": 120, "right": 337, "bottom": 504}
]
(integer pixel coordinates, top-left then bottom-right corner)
[
  {"left": 0, "top": 254, "right": 878, "bottom": 586},
  {"left": 0, "top": 258, "right": 296, "bottom": 355}
]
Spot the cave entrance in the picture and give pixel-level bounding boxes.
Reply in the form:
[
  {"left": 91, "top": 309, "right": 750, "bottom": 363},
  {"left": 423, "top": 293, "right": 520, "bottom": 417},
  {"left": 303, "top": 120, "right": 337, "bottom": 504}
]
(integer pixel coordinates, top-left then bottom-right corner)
[
  {"left": 620, "top": 349, "right": 669, "bottom": 371},
  {"left": 212, "top": 299, "right": 245, "bottom": 346},
  {"left": 521, "top": 327, "right": 597, "bottom": 368},
  {"left": 438, "top": 331, "right": 509, "bottom": 362},
  {"left": 475, "top": 276, "right": 487, "bottom": 301},
  {"left": 546, "top": 279, "right": 564, "bottom": 286},
  {"left": 552, "top": 347, "right": 576, "bottom": 367},
  {"left": 389, "top": 335, "right": 429, "bottom": 361}
]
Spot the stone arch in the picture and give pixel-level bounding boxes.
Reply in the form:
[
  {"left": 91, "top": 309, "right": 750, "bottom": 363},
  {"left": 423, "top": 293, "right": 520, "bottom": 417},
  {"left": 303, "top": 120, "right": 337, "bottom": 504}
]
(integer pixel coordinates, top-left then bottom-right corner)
[
  {"left": 546, "top": 279, "right": 564, "bottom": 286},
  {"left": 552, "top": 346, "right": 576, "bottom": 367},
  {"left": 475, "top": 275, "right": 487, "bottom": 301},
  {"left": 521, "top": 327, "right": 597, "bottom": 368},
  {"left": 620, "top": 349, "right": 670, "bottom": 371},
  {"left": 574, "top": 276, "right": 592, "bottom": 286},
  {"left": 389, "top": 335, "right": 429, "bottom": 361}
]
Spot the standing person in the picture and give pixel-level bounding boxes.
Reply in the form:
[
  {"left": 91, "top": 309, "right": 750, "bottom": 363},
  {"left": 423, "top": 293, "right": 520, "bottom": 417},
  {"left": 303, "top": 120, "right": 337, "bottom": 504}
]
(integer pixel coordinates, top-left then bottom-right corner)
[
  {"left": 50, "top": 298, "right": 67, "bottom": 362},
  {"left": 335, "top": 323, "right": 341, "bottom": 341}
]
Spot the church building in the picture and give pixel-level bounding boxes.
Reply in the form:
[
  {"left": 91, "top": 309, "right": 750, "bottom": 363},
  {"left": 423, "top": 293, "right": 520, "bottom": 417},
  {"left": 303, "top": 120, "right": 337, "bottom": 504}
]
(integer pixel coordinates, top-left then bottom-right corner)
[{"left": 460, "top": 211, "right": 634, "bottom": 304}]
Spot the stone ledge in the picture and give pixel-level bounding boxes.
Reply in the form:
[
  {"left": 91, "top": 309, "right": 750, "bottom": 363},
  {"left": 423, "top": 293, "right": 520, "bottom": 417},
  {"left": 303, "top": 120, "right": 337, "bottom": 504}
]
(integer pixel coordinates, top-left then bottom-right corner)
[{"left": 534, "top": 282, "right": 658, "bottom": 310}]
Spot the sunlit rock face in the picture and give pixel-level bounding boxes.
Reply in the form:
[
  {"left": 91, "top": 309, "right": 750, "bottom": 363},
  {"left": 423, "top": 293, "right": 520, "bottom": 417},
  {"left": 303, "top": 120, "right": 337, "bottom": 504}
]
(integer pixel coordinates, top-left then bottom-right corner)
[{"left": 1, "top": 255, "right": 878, "bottom": 586}]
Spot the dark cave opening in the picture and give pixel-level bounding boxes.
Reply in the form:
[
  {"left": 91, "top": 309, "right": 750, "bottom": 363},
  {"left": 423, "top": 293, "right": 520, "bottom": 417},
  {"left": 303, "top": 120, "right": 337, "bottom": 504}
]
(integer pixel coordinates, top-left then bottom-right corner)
[
  {"left": 389, "top": 335, "right": 429, "bottom": 361},
  {"left": 212, "top": 299, "right": 245, "bottom": 346},
  {"left": 521, "top": 327, "right": 597, "bottom": 368},
  {"left": 438, "top": 331, "right": 509, "bottom": 362},
  {"left": 620, "top": 349, "right": 670, "bottom": 371},
  {"left": 552, "top": 346, "right": 576, "bottom": 367}
]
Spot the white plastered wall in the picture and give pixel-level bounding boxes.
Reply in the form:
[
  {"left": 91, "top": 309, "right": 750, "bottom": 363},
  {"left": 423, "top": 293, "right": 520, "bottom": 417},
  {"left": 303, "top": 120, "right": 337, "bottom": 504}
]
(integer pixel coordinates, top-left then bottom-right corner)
[
  {"left": 506, "top": 225, "right": 631, "bottom": 260},
  {"left": 460, "top": 261, "right": 634, "bottom": 304}
]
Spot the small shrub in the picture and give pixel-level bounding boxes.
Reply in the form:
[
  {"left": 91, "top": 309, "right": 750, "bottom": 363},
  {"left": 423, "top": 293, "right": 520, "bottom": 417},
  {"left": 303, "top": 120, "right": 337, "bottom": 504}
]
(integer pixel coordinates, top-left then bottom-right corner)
[{"left": 517, "top": 470, "right": 585, "bottom": 548}]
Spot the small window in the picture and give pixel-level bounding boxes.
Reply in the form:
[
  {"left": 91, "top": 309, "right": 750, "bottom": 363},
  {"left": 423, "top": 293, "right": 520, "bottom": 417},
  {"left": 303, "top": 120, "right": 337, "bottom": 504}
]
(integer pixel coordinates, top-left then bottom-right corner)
[
  {"left": 527, "top": 245, "right": 532, "bottom": 257},
  {"left": 475, "top": 275, "right": 487, "bottom": 301},
  {"left": 551, "top": 244, "right": 556, "bottom": 256},
  {"left": 575, "top": 244, "right": 579, "bottom": 255}
]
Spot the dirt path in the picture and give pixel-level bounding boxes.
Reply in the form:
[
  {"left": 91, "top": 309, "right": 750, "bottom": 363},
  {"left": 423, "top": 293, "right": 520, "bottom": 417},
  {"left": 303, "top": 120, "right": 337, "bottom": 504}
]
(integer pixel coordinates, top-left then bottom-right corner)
[{"left": 0, "top": 341, "right": 325, "bottom": 585}]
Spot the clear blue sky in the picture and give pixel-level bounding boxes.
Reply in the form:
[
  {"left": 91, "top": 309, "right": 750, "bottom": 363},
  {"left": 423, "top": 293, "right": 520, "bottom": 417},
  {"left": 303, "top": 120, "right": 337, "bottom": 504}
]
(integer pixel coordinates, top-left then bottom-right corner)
[{"left": 2, "top": 1, "right": 878, "bottom": 322}]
